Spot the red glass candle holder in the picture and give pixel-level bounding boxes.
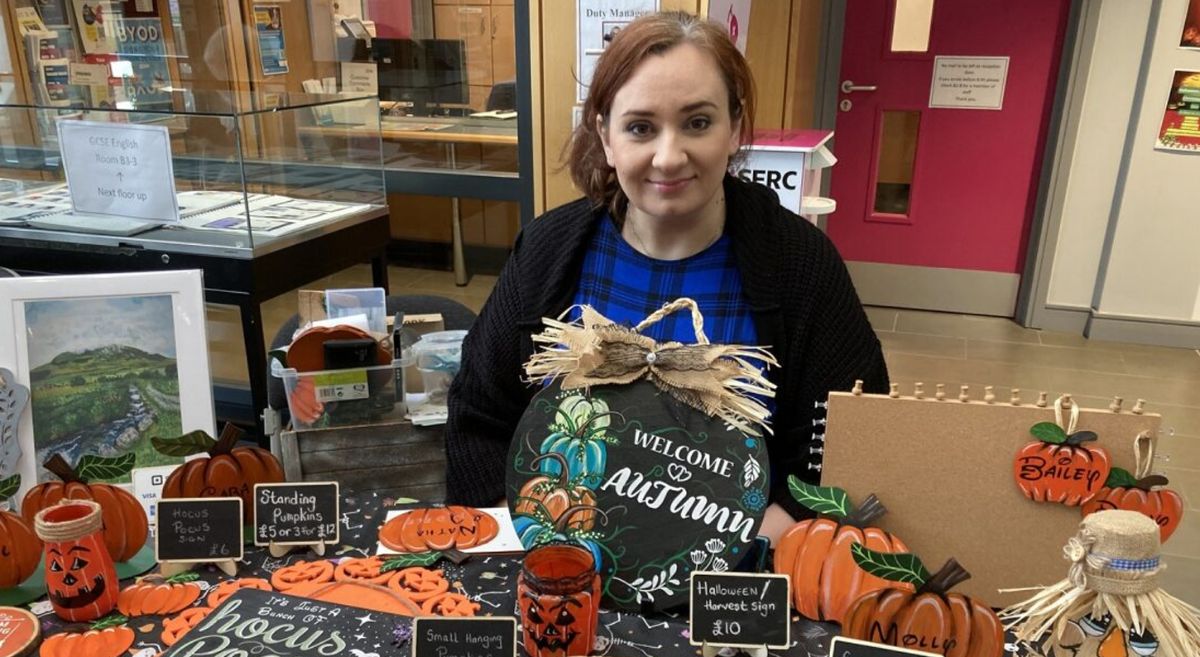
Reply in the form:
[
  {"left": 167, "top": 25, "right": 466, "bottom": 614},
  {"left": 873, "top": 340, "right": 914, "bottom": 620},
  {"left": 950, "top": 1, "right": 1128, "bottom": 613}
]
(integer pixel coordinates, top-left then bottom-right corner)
[
  {"left": 517, "top": 543, "right": 601, "bottom": 657},
  {"left": 33, "top": 500, "right": 119, "bottom": 622}
]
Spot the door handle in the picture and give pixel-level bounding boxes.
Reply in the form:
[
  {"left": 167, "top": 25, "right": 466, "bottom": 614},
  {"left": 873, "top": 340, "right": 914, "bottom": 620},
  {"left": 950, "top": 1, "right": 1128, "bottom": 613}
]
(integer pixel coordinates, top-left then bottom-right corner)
[{"left": 841, "top": 80, "right": 878, "bottom": 93}]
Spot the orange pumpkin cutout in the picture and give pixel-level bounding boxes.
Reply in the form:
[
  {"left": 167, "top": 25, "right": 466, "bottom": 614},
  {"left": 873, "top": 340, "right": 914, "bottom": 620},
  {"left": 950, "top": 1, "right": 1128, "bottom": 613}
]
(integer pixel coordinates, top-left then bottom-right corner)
[
  {"left": 386, "top": 567, "right": 450, "bottom": 602},
  {"left": 22, "top": 455, "right": 147, "bottom": 563},
  {"left": 0, "top": 475, "right": 42, "bottom": 588},
  {"left": 421, "top": 591, "right": 480, "bottom": 617},
  {"left": 206, "top": 578, "right": 272, "bottom": 608},
  {"left": 154, "top": 424, "right": 285, "bottom": 521},
  {"left": 1081, "top": 435, "right": 1184, "bottom": 543},
  {"left": 33, "top": 501, "right": 119, "bottom": 623},
  {"left": 334, "top": 557, "right": 394, "bottom": 585},
  {"left": 1014, "top": 413, "right": 1112, "bottom": 506},
  {"left": 162, "top": 606, "right": 215, "bottom": 647},
  {"left": 40, "top": 624, "right": 134, "bottom": 657},
  {"left": 513, "top": 453, "right": 597, "bottom": 531},
  {"left": 843, "top": 545, "right": 1004, "bottom": 657},
  {"left": 379, "top": 505, "right": 500, "bottom": 553},
  {"left": 773, "top": 478, "right": 913, "bottom": 624},
  {"left": 116, "top": 573, "right": 202, "bottom": 617},
  {"left": 270, "top": 560, "right": 334, "bottom": 591}
]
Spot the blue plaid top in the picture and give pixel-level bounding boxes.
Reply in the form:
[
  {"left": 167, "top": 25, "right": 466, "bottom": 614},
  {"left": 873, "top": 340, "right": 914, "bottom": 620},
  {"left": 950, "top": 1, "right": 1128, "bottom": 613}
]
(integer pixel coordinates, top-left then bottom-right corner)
[{"left": 571, "top": 214, "right": 758, "bottom": 347}]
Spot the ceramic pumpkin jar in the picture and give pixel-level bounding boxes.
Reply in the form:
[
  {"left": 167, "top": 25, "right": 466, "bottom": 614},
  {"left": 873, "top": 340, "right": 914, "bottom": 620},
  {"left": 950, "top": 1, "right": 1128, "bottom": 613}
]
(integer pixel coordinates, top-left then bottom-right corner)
[
  {"left": 0, "top": 475, "right": 41, "bottom": 589},
  {"left": 773, "top": 478, "right": 913, "bottom": 624},
  {"left": 843, "top": 545, "right": 1004, "bottom": 657},
  {"left": 518, "top": 543, "right": 602, "bottom": 657},
  {"left": 34, "top": 500, "right": 119, "bottom": 622},
  {"left": 155, "top": 424, "right": 285, "bottom": 521},
  {"left": 22, "top": 454, "right": 147, "bottom": 563}
]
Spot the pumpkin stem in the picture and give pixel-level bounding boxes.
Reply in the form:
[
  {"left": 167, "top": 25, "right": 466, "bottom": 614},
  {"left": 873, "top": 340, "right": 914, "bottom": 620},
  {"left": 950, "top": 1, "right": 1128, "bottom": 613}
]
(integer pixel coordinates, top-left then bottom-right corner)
[
  {"left": 211, "top": 423, "right": 244, "bottom": 456},
  {"left": 917, "top": 558, "right": 971, "bottom": 595},
  {"left": 529, "top": 453, "right": 572, "bottom": 488},
  {"left": 843, "top": 494, "right": 887, "bottom": 528},
  {"left": 554, "top": 504, "right": 607, "bottom": 533},
  {"left": 43, "top": 454, "right": 82, "bottom": 484},
  {"left": 1134, "top": 475, "right": 1169, "bottom": 490}
]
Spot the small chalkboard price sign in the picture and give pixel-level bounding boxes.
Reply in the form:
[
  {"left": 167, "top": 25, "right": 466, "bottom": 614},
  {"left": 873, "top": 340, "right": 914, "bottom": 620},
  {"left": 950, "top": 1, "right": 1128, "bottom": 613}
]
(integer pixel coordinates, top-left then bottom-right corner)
[
  {"left": 253, "top": 482, "right": 340, "bottom": 556},
  {"left": 689, "top": 571, "right": 790, "bottom": 654},
  {"left": 155, "top": 497, "right": 243, "bottom": 577},
  {"left": 829, "top": 636, "right": 941, "bottom": 657},
  {"left": 412, "top": 617, "right": 517, "bottom": 657}
]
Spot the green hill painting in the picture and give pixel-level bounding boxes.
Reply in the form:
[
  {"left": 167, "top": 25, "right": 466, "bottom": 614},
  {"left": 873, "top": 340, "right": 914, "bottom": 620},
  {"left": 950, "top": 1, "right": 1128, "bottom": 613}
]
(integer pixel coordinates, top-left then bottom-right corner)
[{"left": 25, "top": 295, "right": 184, "bottom": 483}]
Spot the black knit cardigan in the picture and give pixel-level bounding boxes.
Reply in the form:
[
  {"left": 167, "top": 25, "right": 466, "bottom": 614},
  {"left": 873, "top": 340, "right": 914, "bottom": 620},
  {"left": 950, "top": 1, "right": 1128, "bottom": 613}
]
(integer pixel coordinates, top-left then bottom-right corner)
[{"left": 444, "top": 175, "right": 889, "bottom": 518}]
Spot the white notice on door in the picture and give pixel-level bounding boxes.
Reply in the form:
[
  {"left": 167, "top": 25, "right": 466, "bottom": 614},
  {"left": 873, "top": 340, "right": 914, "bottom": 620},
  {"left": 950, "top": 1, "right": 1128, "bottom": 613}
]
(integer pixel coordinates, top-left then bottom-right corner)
[
  {"left": 57, "top": 119, "right": 179, "bottom": 222},
  {"left": 929, "top": 56, "right": 1009, "bottom": 110},
  {"left": 577, "top": 0, "right": 659, "bottom": 102},
  {"left": 341, "top": 62, "right": 378, "bottom": 95}
]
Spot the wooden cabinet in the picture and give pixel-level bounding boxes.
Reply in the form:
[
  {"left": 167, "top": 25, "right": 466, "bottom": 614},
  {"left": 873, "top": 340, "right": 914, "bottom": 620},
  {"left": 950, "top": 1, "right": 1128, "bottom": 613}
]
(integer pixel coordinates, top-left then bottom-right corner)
[{"left": 432, "top": 0, "right": 515, "bottom": 111}]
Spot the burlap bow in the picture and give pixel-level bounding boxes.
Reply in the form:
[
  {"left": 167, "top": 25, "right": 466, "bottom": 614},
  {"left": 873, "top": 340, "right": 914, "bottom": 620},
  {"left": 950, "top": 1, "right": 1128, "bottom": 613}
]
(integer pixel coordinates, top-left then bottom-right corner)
[{"left": 524, "top": 298, "right": 778, "bottom": 436}]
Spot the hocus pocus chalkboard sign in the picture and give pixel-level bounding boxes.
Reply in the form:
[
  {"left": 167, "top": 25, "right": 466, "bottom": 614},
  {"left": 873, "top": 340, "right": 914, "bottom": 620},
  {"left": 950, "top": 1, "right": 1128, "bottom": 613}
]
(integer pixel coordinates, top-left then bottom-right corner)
[{"left": 507, "top": 380, "right": 770, "bottom": 611}]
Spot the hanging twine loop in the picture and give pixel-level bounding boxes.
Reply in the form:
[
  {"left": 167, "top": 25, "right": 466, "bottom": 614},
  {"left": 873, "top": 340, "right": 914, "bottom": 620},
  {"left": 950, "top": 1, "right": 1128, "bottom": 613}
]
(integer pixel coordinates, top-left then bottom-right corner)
[
  {"left": 1133, "top": 430, "right": 1154, "bottom": 479},
  {"left": 1053, "top": 395, "right": 1079, "bottom": 435},
  {"left": 34, "top": 499, "right": 103, "bottom": 543},
  {"left": 524, "top": 298, "right": 779, "bottom": 436}
]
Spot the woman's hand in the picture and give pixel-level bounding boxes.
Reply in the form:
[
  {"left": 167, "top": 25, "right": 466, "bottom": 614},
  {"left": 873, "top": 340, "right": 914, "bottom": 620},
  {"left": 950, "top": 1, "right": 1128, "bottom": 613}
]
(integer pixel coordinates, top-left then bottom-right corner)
[{"left": 756, "top": 503, "right": 794, "bottom": 547}]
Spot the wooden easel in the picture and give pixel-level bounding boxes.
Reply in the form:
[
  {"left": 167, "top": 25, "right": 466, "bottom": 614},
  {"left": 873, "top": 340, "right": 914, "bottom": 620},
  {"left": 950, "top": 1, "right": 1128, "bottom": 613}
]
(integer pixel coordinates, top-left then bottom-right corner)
[{"left": 159, "top": 558, "right": 237, "bottom": 578}]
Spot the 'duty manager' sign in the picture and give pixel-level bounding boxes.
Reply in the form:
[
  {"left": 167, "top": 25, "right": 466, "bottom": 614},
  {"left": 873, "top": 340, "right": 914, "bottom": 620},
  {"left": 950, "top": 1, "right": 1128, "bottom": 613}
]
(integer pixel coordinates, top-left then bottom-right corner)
[{"left": 507, "top": 379, "right": 770, "bottom": 611}]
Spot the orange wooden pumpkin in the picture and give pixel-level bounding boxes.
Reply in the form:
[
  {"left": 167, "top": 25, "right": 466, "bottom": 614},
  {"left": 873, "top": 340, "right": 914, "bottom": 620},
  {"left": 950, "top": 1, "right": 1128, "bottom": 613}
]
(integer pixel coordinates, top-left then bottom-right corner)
[
  {"left": 386, "top": 566, "right": 450, "bottom": 602},
  {"left": 1081, "top": 468, "right": 1184, "bottom": 542},
  {"left": 334, "top": 556, "right": 394, "bottom": 585},
  {"left": 40, "top": 623, "right": 135, "bottom": 657},
  {"left": 21, "top": 454, "right": 147, "bottom": 562},
  {"left": 0, "top": 474, "right": 41, "bottom": 588},
  {"left": 421, "top": 591, "right": 480, "bottom": 617},
  {"left": 206, "top": 578, "right": 273, "bottom": 608},
  {"left": 1014, "top": 422, "right": 1111, "bottom": 506},
  {"left": 378, "top": 505, "right": 500, "bottom": 553},
  {"left": 773, "top": 478, "right": 913, "bottom": 624},
  {"left": 270, "top": 559, "right": 334, "bottom": 592},
  {"left": 155, "top": 424, "right": 285, "bottom": 521},
  {"left": 513, "top": 453, "right": 596, "bottom": 531},
  {"left": 116, "top": 573, "right": 202, "bottom": 617},
  {"left": 843, "top": 545, "right": 1004, "bottom": 657},
  {"left": 161, "top": 606, "right": 215, "bottom": 647}
]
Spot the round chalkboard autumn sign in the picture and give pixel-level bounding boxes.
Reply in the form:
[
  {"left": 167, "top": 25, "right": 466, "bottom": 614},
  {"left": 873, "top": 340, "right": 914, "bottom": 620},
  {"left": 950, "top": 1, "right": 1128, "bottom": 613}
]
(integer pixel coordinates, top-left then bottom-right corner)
[{"left": 507, "top": 300, "right": 776, "bottom": 612}]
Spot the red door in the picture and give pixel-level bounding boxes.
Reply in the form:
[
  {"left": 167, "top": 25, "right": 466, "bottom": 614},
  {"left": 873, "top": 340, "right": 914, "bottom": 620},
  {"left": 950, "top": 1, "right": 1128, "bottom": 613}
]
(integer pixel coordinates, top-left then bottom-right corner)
[{"left": 826, "top": 0, "right": 1070, "bottom": 316}]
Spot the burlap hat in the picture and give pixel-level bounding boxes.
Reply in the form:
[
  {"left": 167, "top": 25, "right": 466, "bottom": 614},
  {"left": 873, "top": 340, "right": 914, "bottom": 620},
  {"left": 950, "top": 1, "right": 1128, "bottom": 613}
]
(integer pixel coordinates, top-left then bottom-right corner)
[{"left": 1067, "top": 510, "right": 1161, "bottom": 595}]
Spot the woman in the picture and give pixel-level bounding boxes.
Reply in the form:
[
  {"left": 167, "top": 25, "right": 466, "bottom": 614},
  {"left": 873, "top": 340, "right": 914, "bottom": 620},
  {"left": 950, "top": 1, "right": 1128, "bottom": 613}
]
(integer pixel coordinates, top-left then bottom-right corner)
[{"left": 445, "top": 11, "right": 887, "bottom": 544}]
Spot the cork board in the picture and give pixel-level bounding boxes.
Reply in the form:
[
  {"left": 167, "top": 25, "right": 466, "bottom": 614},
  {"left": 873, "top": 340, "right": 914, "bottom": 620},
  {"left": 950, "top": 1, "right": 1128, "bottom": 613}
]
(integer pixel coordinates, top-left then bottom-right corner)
[{"left": 821, "top": 389, "right": 1160, "bottom": 607}]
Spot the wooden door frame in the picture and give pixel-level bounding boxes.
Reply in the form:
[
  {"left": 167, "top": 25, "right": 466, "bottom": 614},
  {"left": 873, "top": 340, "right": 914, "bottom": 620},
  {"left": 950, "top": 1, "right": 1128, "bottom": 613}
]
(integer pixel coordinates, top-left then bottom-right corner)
[{"left": 813, "top": 0, "right": 1087, "bottom": 319}]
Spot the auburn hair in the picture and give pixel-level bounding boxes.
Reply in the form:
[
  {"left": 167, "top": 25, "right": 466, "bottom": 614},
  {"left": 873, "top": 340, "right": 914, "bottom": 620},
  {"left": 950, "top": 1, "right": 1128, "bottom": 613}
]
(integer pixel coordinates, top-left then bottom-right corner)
[{"left": 566, "top": 11, "right": 757, "bottom": 215}]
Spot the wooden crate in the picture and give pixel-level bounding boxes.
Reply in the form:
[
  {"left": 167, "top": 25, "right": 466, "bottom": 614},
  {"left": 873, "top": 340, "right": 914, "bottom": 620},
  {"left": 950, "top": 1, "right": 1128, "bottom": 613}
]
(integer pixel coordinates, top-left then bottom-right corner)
[{"left": 274, "top": 421, "right": 447, "bottom": 502}]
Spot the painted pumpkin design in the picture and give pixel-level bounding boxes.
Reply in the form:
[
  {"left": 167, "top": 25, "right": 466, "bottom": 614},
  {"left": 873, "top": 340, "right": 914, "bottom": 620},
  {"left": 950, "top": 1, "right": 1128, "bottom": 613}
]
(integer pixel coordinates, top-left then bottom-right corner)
[
  {"left": 773, "top": 478, "right": 912, "bottom": 623},
  {"left": 22, "top": 454, "right": 147, "bottom": 562},
  {"left": 40, "top": 624, "right": 135, "bottom": 657},
  {"left": 116, "top": 573, "right": 202, "bottom": 617},
  {"left": 1047, "top": 612, "right": 1160, "bottom": 657},
  {"left": 0, "top": 474, "right": 42, "bottom": 588},
  {"left": 1081, "top": 470, "right": 1184, "bottom": 543},
  {"left": 155, "top": 425, "right": 285, "bottom": 521},
  {"left": 538, "top": 394, "right": 619, "bottom": 489},
  {"left": 1014, "top": 421, "right": 1112, "bottom": 506},
  {"left": 378, "top": 506, "right": 500, "bottom": 553},
  {"left": 34, "top": 501, "right": 119, "bottom": 623},
  {"left": 513, "top": 453, "right": 597, "bottom": 531},
  {"left": 843, "top": 545, "right": 1004, "bottom": 657}
]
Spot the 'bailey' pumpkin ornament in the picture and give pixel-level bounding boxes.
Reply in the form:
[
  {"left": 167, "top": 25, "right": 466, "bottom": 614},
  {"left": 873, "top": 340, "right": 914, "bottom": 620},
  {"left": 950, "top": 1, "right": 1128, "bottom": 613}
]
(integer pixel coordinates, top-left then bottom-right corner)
[
  {"left": 773, "top": 477, "right": 913, "bottom": 624},
  {"left": 1013, "top": 397, "right": 1111, "bottom": 506},
  {"left": 153, "top": 424, "right": 284, "bottom": 521},
  {"left": 1003, "top": 510, "right": 1200, "bottom": 657},
  {"left": 1080, "top": 432, "right": 1183, "bottom": 542},
  {"left": 0, "top": 475, "right": 41, "bottom": 589},
  {"left": 34, "top": 500, "right": 119, "bottom": 622},
  {"left": 513, "top": 453, "right": 597, "bottom": 531},
  {"left": 843, "top": 544, "right": 1004, "bottom": 657},
  {"left": 21, "top": 454, "right": 147, "bottom": 563}
]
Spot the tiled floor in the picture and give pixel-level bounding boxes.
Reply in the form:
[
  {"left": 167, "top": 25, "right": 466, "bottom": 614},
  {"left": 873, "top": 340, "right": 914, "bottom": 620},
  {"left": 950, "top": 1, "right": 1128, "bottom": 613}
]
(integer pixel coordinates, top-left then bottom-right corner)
[{"left": 206, "top": 263, "right": 1200, "bottom": 605}]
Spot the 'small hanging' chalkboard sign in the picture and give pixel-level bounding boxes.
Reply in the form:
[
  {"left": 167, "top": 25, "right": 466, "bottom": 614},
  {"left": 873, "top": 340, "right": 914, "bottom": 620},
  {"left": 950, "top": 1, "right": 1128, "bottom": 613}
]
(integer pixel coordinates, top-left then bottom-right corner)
[
  {"left": 155, "top": 497, "right": 244, "bottom": 563},
  {"left": 829, "top": 636, "right": 950, "bottom": 657},
  {"left": 160, "top": 587, "right": 408, "bottom": 657},
  {"left": 689, "top": 571, "right": 790, "bottom": 650},
  {"left": 253, "top": 482, "right": 340, "bottom": 546},
  {"left": 506, "top": 380, "right": 771, "bottom": 611},
  {"left": 412, "top": 617, "right": 517, "bottom": 657}
]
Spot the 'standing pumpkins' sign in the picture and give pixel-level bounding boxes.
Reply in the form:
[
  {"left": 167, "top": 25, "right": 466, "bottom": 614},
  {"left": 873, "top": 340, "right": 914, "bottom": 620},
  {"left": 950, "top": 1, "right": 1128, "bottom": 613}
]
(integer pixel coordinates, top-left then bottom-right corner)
[{"left": 508, "top": 300, "right": 776, "bottom": 611}]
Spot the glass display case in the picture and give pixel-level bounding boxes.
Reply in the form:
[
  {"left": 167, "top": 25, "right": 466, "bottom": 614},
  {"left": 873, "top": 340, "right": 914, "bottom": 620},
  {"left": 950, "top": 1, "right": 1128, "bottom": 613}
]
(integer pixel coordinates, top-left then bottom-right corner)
[{"left": 0, "top": 88, "right": 386, "bottom": 257}]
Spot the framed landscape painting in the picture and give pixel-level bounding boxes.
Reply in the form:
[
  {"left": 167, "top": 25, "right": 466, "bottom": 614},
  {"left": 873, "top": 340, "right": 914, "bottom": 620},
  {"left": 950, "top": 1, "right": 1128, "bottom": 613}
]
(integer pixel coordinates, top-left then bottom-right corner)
[{"left": 0, "top": 271, "right": 214, "bottom": 499}]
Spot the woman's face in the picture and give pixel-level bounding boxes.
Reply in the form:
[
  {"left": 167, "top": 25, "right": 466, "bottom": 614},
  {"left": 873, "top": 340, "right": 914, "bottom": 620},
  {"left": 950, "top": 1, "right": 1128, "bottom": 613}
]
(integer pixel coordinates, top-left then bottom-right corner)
[{"left": 598, "top": 43, "right": 741, "bottom": 225}]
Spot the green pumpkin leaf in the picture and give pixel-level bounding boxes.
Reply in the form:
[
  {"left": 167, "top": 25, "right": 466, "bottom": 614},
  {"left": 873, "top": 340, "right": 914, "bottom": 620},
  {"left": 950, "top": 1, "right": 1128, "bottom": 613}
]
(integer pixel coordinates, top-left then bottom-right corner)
[
  {"left": 76, "top": 453, "right": 136, "bottom": 482},
  {"left": 0, "top": 474, "right": 19, "bottom": 502},
  {"left": 787, "top": 476, "right": 851, "bottom": 518},
  {"left": 850, "top": 543, "right": 931, "bottom": 586},
  {"left": 90, "top": 613, "right": 129, "bottom": 630},
  {"left": 165, "top": 571, "right": 201, "bottom": 584},
  {"left": 380, "top": 552, "right": 443, "bottom": 572},
  {"left": 152, "top": 430, "right": 217, "bottom": 457},
  {"left": 1106, "top": 467, "right": 1138, "bottom": 488},
  {"left": 1030, "top": 422, "right": 1068, "bottom": 444}
]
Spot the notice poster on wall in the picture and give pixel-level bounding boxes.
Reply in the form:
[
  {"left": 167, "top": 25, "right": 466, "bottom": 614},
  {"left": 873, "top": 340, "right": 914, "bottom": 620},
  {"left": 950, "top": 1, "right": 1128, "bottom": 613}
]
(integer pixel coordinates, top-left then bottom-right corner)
[
  {"left": 115, "top": 17, "right": 173, "bottom": 109},
  {"left": 73, "top": 0, "right": 117, "bottom": 54},
  {"left": 255, "top": 5, "right": 289, "bottom": 76},
  {"left": 929, "top": 56, "right": 1009, "bottom": 110},
  {"left": 1181, "top": 0, "right": 1200, "bottom": 49},
  {"left": 576, "top": 0, "right": 658, "bottom": 102},
  {"left": 1155, "top": 69, "right": 1200, "bottom": 152}
]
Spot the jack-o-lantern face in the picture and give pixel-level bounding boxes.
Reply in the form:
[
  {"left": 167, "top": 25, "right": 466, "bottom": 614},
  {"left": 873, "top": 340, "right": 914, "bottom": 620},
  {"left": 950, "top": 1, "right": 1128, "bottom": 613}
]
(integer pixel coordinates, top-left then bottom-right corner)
[
  {"left": 1050, "top": 613, "right": 1160, "bottom": 657},
  {"left": 46, "top": 545, "right": 106, "bottom": 609},
  {"left": 522, "top": 592, "right": 585, "bottom": 655}
]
